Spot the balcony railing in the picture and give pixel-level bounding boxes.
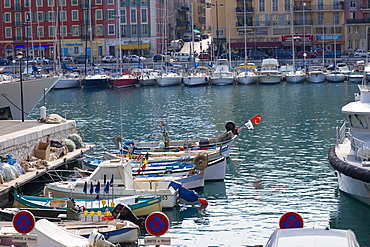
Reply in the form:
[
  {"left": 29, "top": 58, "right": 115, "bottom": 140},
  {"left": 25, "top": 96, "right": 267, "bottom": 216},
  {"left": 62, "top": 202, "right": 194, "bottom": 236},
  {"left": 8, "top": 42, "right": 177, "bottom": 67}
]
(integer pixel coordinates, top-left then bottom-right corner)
[
  {"left": 12, "top": 5, "right": 23, "bottom": 11},
  {"left": 13, "top": 36, "right": 24, "bottom": 42},
  {"left": 80, "top": 19, "right": 95, "bottom": 25},
  {"left": 235, "top": 7, "right": 254, "bottom": 13},
  {"left": 347, "top": 18, "right": 370, "bottom": 24},
  {"left": 236, "top": 21, "right": 254, "bottom": 27},
  {"left": 294, "top": 4, "right": 343, "bottom": 11},
  {"left": 13, "top": 21, "right": 23, "bottom": 27},
  {"left": 81, "top": 34, "right": 95, "bottom": 41},
  {"left": 294, "top": 20, "right": 314, "bottom": 25},
  {"left": 80, "top": 3, "right": 94, "bottom": 9}
]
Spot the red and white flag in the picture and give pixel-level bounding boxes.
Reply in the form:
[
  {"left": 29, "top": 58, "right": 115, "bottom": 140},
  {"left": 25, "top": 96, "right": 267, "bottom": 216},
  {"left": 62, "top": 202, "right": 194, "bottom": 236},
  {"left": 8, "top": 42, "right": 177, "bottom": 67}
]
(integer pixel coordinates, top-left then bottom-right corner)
[
  {"left": 251, "top": 114, "right": 262, "bottom": 125},
  {"left": 244, "top": 120, "right": 254, "bottom": 130},
  {"left": 135, "top": 153, "right": 143, "bottom": 162}
]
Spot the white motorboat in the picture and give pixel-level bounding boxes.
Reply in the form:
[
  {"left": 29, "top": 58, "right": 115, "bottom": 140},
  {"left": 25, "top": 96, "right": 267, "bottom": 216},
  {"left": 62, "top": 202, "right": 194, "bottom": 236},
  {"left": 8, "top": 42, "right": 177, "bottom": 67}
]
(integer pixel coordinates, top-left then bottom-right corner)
[
  {"left": 44, "top": 159, "right": 204, "bottom": 208},
  {"left": 328, "top": 84, "right": 370, "bottom": 206},
  {"left": 258, "top": 58, "right": 282, "bottom": 84},
  {"left": 210, "top": 59, "right": 235, "bottom": 85},
  {"left": 137, "top": 69, "right": 158, "bottom": 86},
  {"left": 156, "top": 72, "right": 182, "bottom": 87},
  {"left": 182, "top": 68, "right": 209, "bottom": 86},
  {"left": 235, "top": 63, "right": 258, "bottom": 85},
  {"left": 57, "top": 219, "right": 140, "bottom": 244},
  {"left": 0, "top": 74, "right": 60, "bottom": 120},
  {"left": 285, "top": 69, "right": 306, "bottom": 84},
  {"left": 325, "top": 70, "right": 346, "bottom": 82},
  {"left": 54, "top": 72, "right": 81, "bottom": 89},
  {"left": 306, "top": 66, "right": 326, "bottom": 83},
  {"left": 265, "top": 228, "right": 360, "bottom": 247},
  {"left": 348, "top": 72, "right": 365, "bottom": 84},
  {"left": 337, "top": 62, "right": 351, "bottom": 75}
]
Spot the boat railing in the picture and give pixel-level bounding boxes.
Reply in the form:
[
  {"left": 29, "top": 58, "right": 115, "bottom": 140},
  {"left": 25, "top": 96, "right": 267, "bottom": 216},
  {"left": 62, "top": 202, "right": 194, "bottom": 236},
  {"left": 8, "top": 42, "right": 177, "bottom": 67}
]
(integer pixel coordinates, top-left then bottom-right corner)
[
  {"left": 44, "top": 168, "right": 90, "bottom": 183},
  {"left": 348, "top": 134, "right": 370, "bottom": 161},
  {"left": 336, "top": 122, "right": 348, "bottom": 145}
]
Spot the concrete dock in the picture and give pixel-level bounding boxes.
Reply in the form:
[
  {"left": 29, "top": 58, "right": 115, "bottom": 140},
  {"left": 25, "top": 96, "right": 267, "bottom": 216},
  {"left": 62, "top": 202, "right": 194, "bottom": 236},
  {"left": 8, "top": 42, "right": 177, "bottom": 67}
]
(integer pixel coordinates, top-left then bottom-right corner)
[{"left": 0, "top": 119, "right": 95, "bottom": 206}]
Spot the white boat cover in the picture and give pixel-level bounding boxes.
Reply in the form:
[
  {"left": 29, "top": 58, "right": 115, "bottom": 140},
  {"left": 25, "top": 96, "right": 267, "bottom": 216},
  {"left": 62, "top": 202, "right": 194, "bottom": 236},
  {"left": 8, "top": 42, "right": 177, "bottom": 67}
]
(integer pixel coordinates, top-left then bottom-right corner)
[{"left": 29, "top": 219, "right": 90, "bottom": 247}]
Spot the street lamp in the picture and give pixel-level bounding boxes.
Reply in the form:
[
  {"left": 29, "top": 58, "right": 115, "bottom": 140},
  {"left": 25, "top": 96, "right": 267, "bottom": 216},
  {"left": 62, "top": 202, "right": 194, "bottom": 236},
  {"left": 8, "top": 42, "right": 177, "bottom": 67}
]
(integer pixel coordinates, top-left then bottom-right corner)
[{"left": 17, "top": 51, "right": 24, "bottom": 122}]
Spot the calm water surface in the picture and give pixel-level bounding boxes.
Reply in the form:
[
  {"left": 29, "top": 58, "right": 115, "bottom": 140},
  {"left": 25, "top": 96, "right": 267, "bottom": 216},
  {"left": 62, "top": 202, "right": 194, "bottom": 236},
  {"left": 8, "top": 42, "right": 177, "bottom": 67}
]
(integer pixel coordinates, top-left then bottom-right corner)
[{"left": 29, "top": 83, "right": 370, "bottom": 247}]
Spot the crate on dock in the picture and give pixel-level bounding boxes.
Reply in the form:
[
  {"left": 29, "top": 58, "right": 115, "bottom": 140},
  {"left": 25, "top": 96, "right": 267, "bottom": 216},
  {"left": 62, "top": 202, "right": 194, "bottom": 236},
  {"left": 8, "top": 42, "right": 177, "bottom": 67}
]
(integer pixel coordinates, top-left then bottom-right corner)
[{"left": 34, "top": 142, "right": 50, "bottom": 160}]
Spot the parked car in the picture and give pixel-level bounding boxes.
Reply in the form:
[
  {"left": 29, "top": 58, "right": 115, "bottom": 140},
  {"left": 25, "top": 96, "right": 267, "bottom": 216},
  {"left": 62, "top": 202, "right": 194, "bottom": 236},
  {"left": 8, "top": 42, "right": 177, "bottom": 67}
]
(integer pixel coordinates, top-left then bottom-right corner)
[
  {"left": 173, "top": 52, "right": 191, "bottom": 61},
  {"left": 324, "top": 50, "right": 341, "bottom": 58},
  {"left": 194, "top": 35, "right": 202, "bottom": 42},
  {"left": 272, "top": 49, "right": 292, "bottom": 59},
  {"left": 218, "top": 53, "right": 240, "bottom": 60},
  {"left": 102, "top": 55, "right": 118, "bottom": 63},
  {"left": 354, "top": 49, "right": 370, "bottom": 57},
  {"left": 34, "top": 57, "right": 51, "bottom": 64},
  {"left": 126, "top": 55, "right": 146, "bottom": 63},
  {"left": 313, "top": 48, "right": 323, "bottom": 55},
  {"left": 198, "top": 53, "right": 213, "bottom": 60},
  {"left": 73, "top": 55, "right": 91, "bottom": 64},
  {"left": 200, "top": 33, "right": 209, "bottom": 39},
  {"left": 182, "top": 34, "right": 192, "bottom": 42},
  {"left": 296, "top": 51, "right": 316, "bottom": 58},
  {"left": 248, "top": 50, "right": 268, "bottom": 59},
  {"left": 0, "top": 57, "right": 9, "bottom": 65},
  {"left": 153, "top": 54, "right": 171, "bottom": 62}
]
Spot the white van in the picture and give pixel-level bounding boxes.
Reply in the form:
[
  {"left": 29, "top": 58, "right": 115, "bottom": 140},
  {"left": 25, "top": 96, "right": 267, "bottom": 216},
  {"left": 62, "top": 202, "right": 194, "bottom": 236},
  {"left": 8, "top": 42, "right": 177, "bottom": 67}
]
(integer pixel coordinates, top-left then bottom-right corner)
[{"left": 173, "top": 52, "right": 191, "bottom": 61}]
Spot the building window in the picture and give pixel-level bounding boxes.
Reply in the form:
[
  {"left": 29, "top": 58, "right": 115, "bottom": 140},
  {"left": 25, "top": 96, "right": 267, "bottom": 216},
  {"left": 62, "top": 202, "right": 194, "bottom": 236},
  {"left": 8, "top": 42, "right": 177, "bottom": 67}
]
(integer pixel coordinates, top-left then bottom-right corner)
[
  {"left": 96, "top": 25, "right": 104, "bottom": 35},
  {"left": 5, "top": 27, "right": 11, "bottom": 38},
  {"left": 96, "top": 0, "right": 102, "bottom": 4},
  {"left": 60, "top": 11, "right": 67, "bottom": 21},
  {"left": 37, "top": 12, "right": 45, "bottom": 22},
  {"left": 107, "top": 10, "right": 115, "bottom": 19},
  {"left": 318, "top": 0, "right": 323, "bottom": 10},
  {"left": 72, "top": 10, "right": 78, "bottom": 20},
  {"left": 37, "top": 0, "right": 42, "bottom": 7},
  {"left": 259, "top": 0, "right": 265, "bottom": 12},
  {"left": 107, "top": 0, "right": 113, "bottom": 3},
  {"left": 121, "top": 25, "right": 126, "bottom": 36},
  {"left": 4, "top": 0, "right": 10, "bottom": 7},
  {"left": 60, "top": 26, "right": 67, "bottom": 36},
  {"left": 142, "top": 24, "right": 148, "bottom": 34},
  {"left": 71, "top": 26, "right": 80, "bottom": 35},
  {"left": 60, "top": 0, "right": 66, "bottom": 5},
  {"left": 4, "top": 13, "right": 11, "bottom": 22},
  {"left": 318, "top": 12, "right": 323, "bottom": 25},
  {"left": 132, "top": 24, "right": 137, "bottom": 34},
  {"left": 24, "top": 0, "right": 29, "bottom": 7},
  {"left": 131, "top": 0, "right": 136, "bottom": 5},
  {"left": 37, "top": 26, "right": 44, "bottom": 37},
  {"left": 350, "top": 12, "right": 356, "bottom": 19},
  {"left": 48, "top": 0, "right": 54, "bottom": 6},
  {"left": 141, "top": 0, "right": 146, "bottom": 4},
  {"left": 71, "top": 0, "right": 78, "bottom": 5},
  {"left": 121, "top": 9, "right": 126, "bottom": 23},
  {"left": 108, "top": 24, "right": 115, "bottom": 35},
  {"left": 141, "top": 8, "right": 147, "bottom": 23},
  {"left": 47, "top": 11, "right": 56, "bottom": 21},
  {"left": 96, "top": 9, "right": 102, "bottom": 20},
  {"left": 120, "top": 0, "right": 125, "bottom": 7},
  {"left": 333, "top": 12, "right": 339, "bottom": 25},
  {"left": 349, "top": 0, "right": 355, "bottom": 8},
  {"left": 272, "top": 0, "right": 278, "bottom": 12},
  {"left": 284, "top": 0, "right": 290, "bottom": 11},
  {"left": 49, "top": 26, "right": 55, "bottom": 37},
  {"left": 131, "top": 9, "right": 137, "bottom": 23},
  {"left": 285, "top": 14, "right": 290, "bottom": 24},
  {"left": 272, "top": 15, "right": 278, "bottom": 25}
]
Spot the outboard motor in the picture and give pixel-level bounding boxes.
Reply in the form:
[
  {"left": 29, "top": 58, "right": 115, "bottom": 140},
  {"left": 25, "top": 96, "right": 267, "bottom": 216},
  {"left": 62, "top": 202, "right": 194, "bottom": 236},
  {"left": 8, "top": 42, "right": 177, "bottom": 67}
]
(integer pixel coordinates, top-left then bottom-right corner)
[
  {"left": 66, "top": 199, "right": 81, "bottom": 220},
  {"left": 111, "top": 203, "right": 145, "bottom": 228}
]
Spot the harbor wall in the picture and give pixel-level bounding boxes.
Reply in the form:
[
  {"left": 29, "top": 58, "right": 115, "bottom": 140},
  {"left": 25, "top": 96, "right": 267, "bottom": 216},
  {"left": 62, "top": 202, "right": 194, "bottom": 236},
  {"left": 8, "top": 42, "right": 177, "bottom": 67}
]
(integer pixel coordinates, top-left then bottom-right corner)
[{"left": 0, "top": 120, "right": 78, "bottom": 162}]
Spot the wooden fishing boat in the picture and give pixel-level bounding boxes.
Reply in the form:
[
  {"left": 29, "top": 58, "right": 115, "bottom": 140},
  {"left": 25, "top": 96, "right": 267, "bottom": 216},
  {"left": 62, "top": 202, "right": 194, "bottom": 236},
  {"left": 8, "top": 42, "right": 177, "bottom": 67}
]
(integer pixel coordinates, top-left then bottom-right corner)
[{"left": 13, "top": 189, "right": 162, "bottom": 217}]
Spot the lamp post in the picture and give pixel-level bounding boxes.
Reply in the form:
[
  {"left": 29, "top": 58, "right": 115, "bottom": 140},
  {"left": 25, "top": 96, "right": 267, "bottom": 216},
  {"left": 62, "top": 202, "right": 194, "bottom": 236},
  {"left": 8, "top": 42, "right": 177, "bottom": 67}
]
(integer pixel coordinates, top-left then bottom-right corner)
[{"left": 17, "top": 52, "right": 24, "bottom": 122}]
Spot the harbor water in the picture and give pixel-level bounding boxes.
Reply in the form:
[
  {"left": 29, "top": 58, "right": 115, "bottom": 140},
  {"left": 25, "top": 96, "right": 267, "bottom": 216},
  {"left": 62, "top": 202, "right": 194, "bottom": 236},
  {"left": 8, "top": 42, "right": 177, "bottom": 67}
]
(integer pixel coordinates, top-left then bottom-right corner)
[{"left": 29, "top": 83, "right": 370, "bottom": 246}]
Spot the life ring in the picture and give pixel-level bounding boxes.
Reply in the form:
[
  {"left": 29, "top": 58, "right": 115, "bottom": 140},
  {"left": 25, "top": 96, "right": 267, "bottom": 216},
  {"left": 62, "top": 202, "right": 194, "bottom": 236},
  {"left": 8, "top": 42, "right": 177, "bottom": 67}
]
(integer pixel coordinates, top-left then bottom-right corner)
[
  {"left": 193, "top": 155, "right": 208, "bottom": 170},
  {"left": 225, "top": 121, "right": 236, "bottom": 132}
]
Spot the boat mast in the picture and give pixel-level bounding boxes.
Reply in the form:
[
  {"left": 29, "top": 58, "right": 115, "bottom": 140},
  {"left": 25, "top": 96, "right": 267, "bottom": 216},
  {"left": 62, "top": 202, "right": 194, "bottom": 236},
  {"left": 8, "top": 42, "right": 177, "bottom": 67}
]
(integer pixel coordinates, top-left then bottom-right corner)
[
  {"left": 291, "top": 0, "right": 295, "bottom": 71},
  {"left": 243, "top": 0, "right": 247, "bottom": 64}
]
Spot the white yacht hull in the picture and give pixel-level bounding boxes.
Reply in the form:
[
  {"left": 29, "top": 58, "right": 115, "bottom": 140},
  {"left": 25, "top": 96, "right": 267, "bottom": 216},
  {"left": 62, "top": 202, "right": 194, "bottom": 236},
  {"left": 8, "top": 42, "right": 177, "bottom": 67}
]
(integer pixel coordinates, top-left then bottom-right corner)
[
  {"left": 0, "top": 76, "right": 60, "bottom": 120},
  {"left": 183, "top": 76, "right": 209, "bottom": 86},
  {"left": 337, "top": 171, "right": 370, "bottom": 206},
  {"left": 156, "top": 76, "right": 181, "bottom": 87},
  {"left": 54, "top": 78, "right": 80, "bottom": 89},
  {"left": 307, "top": 73, "right": 326, "bottom": 83},
  {"left": 326, "top": 74, "right": 346, "bottom": 82},
  {"left": 210, "top": 76, "right": 234, "bottom": 85},
  {"left": 236, "top": 73, "right": 257, "bottom": 85},
  {"left": 258, "top": 75, "right": 281, "bottom": 84},
  {"left": 285, "top": 74, "right": 306, "bottom": 84}
]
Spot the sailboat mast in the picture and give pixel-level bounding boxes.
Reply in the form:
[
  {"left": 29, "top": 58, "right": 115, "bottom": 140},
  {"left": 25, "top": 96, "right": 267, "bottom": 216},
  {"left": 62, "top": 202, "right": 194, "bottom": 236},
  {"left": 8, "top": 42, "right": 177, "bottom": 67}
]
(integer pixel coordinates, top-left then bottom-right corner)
[
  {"left": 291, "top": 0, "right": 295, "bottom": 70},
  {"left": 243, "top": 0, "right": 247, "bottom": 63}
]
